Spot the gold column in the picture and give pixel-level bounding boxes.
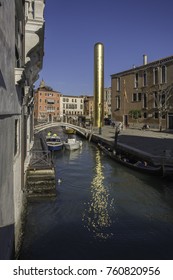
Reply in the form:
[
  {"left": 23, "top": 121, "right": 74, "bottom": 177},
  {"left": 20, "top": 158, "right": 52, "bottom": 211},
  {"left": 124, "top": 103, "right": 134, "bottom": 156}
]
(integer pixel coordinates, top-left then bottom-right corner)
[{"left": 94, "top": 42, "right": 104, "bottom": 132}]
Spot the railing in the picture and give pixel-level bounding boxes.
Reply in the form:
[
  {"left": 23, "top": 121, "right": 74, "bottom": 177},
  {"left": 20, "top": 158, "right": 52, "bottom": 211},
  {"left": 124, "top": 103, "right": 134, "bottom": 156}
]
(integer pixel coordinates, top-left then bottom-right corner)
[
  {"left": 29, "top": 150, "right": 53, "bottom": 168},
  {"left": 34, "top": 121, "right": 90, "bottom": 137}
]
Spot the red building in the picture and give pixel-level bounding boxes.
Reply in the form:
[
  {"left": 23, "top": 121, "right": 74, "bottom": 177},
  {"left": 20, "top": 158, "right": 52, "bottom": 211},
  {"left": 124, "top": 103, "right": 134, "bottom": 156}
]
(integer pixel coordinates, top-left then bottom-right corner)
[{"left": 34, "top": 80, "right": 61, "bottom": 123}]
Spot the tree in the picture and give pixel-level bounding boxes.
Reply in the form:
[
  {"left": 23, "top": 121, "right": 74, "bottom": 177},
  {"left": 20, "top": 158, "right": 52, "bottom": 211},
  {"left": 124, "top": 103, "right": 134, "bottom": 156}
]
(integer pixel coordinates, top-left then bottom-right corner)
[
  {"left": 153, "top": 83, "right": 173, "bottom": 130},
  {"left": 129, "top": 109, "right": 141, "bottom": 122}
]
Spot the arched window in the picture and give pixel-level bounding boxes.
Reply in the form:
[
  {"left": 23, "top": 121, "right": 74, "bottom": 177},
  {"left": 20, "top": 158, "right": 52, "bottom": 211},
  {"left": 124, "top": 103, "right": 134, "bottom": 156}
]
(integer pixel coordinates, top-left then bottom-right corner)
[{"left": 153, "top": 67, "right": 159, "bottom": 85}]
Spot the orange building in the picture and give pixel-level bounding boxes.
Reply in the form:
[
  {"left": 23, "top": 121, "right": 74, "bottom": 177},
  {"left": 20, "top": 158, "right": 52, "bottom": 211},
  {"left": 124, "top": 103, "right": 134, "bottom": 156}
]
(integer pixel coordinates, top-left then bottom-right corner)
[{"left": 34, "top": 80, "right": 61, "bottom": 123}]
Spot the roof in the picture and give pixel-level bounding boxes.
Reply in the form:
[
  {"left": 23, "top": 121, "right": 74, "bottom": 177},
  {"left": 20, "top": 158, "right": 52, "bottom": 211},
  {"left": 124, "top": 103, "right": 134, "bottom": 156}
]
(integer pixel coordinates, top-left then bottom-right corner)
[{"left": 111, "top": 55, "right": 173, "bottom": 78}]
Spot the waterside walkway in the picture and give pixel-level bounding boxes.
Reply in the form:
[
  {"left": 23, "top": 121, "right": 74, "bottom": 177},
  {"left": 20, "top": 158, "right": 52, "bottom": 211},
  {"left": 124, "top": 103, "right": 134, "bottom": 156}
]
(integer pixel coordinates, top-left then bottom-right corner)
[{"left": 90, "top": 126, "right": 173, "bottom": 166}]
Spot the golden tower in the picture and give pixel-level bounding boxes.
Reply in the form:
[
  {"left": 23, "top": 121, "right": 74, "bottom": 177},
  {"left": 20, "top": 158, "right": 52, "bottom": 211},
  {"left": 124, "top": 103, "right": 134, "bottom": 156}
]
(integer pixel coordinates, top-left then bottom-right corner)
[{"left": 93, "top": 42, "right": 104, "bottom": 132}]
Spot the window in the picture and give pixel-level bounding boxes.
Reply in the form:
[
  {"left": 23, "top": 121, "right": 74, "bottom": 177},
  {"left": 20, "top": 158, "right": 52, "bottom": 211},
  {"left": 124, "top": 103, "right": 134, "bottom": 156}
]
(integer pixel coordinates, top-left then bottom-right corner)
[
  {"left": 132, "top": 93, "right": 137, "bottom": 102},
  {"left": 154, "top": 112, "right": 159, "bottom": 119},
  {"left": 161, "top": 93, "right": 165, "bottom": 106},
  {"left": 143, "top": 112, "right": 147, "bottom": 118},
  {"left": 143, "top": 93, "right": 147, "bottom": 108},
  {"left": 116, "top": 77, "right": 120, "bottom": 91},
  {"left": 161, "top": 65, "right": 167, "bottom": 84},
  {"left": 138, "top": 92, "right": 142, "bottom": 101},
  {"left": 143, "top": 71, "right": 147, "bottom": 86},
  {"left": 153, "top": 67, "right": 159, "bottom": 85},
  {"left": 115, "top": 96, "right": 120, "bottom": 109},
  {"left": 154, "top": 92, "right": 158, "bottom": 108},
  {"left": 134, "top": 73, "right": 138, "bottom": 88}
]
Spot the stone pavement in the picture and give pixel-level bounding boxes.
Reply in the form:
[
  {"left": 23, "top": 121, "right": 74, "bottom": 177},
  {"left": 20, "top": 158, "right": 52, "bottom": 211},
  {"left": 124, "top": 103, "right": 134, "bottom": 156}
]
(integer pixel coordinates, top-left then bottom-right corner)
[{"left": 92, "top": 126, "right": 173, "bottom": 165}]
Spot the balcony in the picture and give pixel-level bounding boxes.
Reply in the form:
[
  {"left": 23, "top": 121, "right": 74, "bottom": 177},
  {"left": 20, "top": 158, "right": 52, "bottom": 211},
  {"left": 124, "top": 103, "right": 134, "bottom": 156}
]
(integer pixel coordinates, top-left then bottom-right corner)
[{"left": 14, "top": 68, "right": 24, "bottom": 84}]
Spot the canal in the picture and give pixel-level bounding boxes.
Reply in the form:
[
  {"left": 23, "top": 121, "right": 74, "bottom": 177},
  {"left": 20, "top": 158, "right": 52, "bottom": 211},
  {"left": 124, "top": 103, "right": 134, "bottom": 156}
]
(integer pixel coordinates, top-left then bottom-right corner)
[{"left": 19, "top": 128, "right": 173, "bottom": 260}]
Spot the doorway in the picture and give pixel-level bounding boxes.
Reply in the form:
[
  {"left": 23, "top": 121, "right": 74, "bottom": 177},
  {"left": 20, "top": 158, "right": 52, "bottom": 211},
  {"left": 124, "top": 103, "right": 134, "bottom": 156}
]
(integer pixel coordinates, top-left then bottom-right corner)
[{"left": 168, "top": 114, "right": 173, "bottom": 129}]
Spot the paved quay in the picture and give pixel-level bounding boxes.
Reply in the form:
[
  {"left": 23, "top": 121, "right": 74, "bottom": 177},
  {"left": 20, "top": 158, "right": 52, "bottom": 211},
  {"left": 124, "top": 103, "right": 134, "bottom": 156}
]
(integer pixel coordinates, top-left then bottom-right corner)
[{"left": 91, "top": 126, "right": 173, "bottom": 165}]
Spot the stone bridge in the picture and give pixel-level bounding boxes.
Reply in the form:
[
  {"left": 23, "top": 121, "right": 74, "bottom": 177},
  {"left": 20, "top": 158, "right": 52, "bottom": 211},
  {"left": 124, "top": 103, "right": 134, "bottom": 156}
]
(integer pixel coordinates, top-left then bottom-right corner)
[{"left": 34, "top": 122, "right": 90, "bottom": 138}]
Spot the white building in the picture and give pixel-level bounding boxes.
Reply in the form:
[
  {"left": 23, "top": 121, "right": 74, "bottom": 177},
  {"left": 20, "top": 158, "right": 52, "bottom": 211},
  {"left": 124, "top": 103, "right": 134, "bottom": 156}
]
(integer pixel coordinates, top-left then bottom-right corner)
[{"left": 60, "top": 95, "right": 85, "bottom": 122}]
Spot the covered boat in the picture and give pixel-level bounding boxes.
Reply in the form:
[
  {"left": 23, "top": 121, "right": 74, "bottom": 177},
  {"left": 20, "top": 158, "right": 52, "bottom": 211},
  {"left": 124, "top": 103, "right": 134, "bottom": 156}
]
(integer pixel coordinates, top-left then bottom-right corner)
[{"left": 46, "top": 135, "right": 63, "bottom": 151}]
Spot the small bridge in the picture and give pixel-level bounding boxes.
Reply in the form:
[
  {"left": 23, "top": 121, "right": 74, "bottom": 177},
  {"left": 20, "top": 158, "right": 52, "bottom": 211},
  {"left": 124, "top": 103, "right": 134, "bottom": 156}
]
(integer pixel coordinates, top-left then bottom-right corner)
[{"left": 34, "top": 122, "right": 90, "bottom": 138}]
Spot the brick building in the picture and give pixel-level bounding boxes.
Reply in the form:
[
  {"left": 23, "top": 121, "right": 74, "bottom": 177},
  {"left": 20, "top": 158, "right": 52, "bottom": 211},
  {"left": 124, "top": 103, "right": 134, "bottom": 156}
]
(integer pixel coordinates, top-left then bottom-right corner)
[
  {"left": 34, "top": 80, "right": 61, "bottom": 123},
  {"left": 111, "top": 55, "right": 173, "bottom": 129}
]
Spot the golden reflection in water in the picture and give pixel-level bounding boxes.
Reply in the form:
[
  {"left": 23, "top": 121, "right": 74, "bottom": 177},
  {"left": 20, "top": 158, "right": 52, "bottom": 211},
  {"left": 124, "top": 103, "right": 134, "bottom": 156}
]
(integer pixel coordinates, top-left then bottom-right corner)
[{"left": 82, "top": 150, "right": 114, "bottom": 240}]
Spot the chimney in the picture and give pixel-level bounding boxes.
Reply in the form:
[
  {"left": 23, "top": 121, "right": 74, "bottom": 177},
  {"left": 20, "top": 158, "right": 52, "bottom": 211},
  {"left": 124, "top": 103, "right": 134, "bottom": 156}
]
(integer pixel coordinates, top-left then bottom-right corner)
[{"left": 143, "top": 54, "right": 147, "bottom": 65}]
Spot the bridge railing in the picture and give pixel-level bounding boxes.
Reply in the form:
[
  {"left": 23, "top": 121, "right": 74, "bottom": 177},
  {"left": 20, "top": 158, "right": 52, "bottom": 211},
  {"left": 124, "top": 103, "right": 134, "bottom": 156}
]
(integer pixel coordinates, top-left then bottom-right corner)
[{"left": 34, "top": 121, "right": 91, "bottom": 137}]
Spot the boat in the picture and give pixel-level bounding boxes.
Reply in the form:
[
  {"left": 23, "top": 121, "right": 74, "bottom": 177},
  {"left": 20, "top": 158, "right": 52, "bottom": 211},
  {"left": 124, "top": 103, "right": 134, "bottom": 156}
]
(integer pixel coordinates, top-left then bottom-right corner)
[
  {"left": 46, "top": 135, "right": 63, "bottom": 151},
  {"left": 64, "top": 137, "right": 82, "bottom": 151},
  {"left": 97, "top": 143, "right": 162, "bottom": 176},
  {"left": 63, "top": 126, "right": 76, "bottom": 134}
]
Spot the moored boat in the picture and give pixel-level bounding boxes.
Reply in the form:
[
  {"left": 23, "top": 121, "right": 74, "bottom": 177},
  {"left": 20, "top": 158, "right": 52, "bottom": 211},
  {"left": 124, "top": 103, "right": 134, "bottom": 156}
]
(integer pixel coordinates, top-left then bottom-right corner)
[
  {"left": 46, "top": 135, "right": 63, "bottom": 151},
  {"left": 64, "top": 137, "right": 82, "bottom": 151},
  {"left": 63, "top": 126, "right": 76, "bottom": 134},
  {"left": 98, "top": 143, "right": 162, "bottom": 176}
]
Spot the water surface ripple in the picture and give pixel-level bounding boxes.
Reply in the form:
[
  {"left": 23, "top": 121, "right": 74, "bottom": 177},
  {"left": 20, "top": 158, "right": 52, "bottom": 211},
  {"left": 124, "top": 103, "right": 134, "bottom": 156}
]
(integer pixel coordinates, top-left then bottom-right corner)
[{"left": 19, "top": 130, "right": 173, "bottom": 260}]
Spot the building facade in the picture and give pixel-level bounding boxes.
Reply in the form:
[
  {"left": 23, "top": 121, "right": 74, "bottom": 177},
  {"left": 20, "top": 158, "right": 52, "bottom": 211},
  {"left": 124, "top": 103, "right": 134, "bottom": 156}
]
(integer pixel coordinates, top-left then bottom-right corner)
[
  {"left": 34, "top": 80, "right": 61, "bottom": 123},
  {"left": 0, "top": 0, "right": 45, "bottom": 259},
  {"left": 60, "top": 95, "right": 84, "bottom": 123},
  {"left": 104, "top": 87, "right": 112, "bottom": 118},
  {"left": 111, "top": 55, "right": 173, "bottom": 129}
]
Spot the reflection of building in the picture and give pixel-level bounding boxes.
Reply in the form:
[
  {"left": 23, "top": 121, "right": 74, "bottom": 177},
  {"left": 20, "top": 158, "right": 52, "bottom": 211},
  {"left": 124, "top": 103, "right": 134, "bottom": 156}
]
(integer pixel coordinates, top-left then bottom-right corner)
[
  {"left": 34, "top": 80, "right": 61, "bottom": 123},
  {"left": 60, "top": 95, "right": 84, "bottom": 122},
  {"left": 0, "top": 0, "right": 45, "bottom": 259},
  {"left": 111, "top": 55, "right": 173, "bottom": 129}
]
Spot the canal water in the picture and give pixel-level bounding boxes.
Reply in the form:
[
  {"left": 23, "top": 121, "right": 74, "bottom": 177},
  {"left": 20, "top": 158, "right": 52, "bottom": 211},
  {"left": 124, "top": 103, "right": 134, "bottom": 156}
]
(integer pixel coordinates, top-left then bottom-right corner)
[{"left": 19, "top": 128, "right": 173, "bottom": 260}]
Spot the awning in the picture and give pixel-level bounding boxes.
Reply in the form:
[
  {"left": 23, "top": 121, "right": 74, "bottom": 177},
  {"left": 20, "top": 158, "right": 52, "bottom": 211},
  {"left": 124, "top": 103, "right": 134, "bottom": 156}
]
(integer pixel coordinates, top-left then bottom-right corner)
[{"left": 47, "top": 99, "right": 55, "bottom": 104}]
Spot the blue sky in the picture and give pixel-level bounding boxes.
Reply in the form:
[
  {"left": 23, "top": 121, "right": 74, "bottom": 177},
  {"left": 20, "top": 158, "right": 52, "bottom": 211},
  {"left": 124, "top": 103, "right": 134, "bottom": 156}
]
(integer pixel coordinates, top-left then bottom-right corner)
[{"left": 35, "top": 0, "right": 173, "bottom": 95}]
